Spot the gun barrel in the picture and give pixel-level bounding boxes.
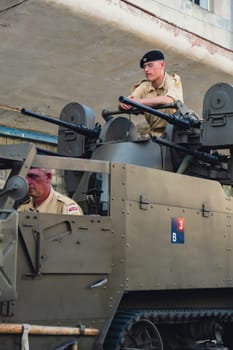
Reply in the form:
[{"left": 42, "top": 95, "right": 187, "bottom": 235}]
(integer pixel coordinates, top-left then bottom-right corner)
[
  {"left": 119, "top": 96, "right": 200, "bottom": 129},
  {"left": 153, "top": 136, "right": 221, "bottom": 165},
  {"left": 21, "top": 108, "right": 100, "bottom": 138}
]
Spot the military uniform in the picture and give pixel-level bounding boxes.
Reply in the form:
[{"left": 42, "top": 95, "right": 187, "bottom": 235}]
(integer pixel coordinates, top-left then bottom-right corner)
[
  {"left": 18, "top": 187, "right": 83, "bottom": 215},
  {"left": 131, "top": 72, "right": 183, "bottom": 136}
]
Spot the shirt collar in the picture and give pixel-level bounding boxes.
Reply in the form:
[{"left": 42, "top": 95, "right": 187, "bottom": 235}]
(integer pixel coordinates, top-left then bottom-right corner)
[
  {"left": 31, "top": 187, "right": 53, "bottom": 211},
  {"left": 157, "top": 72, "right": 167, "bottom": 89},
  {"left": 148, "top": 72, "right": 167, "bottom": 92}
]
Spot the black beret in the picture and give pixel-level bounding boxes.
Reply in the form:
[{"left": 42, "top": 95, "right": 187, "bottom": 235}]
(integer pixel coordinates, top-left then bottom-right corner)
[{"left": 140, "top": 50, "right": 165, "bottom": 68}]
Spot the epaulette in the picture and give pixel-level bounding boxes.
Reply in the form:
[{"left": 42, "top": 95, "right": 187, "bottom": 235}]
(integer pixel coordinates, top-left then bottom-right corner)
[{"left": 131, "top": 79, "right": 147, "bottom": 92}]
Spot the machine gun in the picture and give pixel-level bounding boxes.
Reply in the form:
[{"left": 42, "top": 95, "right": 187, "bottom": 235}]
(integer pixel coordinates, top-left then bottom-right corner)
[
  {"left": 119, "top": 96, "right": 201, "bottom": 129},
  {"left": 20, "top": 104, "right": 102, "bottom": 159},
  {"left": 21, "top": 107, "right": 101, "bottom": 138}
]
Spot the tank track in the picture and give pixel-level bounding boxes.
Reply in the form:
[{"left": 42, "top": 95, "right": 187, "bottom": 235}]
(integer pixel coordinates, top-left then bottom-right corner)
[{"left": 103, "top": 308, "right": 233, "bottom": 350}]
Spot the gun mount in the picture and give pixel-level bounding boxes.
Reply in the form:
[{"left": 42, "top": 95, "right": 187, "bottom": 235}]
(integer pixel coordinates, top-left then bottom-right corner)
[{"left": 16, "top": 83, "right": 233, "bottom": 206}]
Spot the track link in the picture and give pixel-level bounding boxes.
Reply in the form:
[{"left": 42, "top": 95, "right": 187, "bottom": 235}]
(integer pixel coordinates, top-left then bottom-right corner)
[{"left": 104, "top": 308, "right": 233, "bottom": 350}]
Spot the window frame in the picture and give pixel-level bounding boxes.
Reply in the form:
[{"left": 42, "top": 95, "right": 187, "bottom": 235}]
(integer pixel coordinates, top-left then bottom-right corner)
[{"left": 190, "top": 0, "right": 212, "bottom": 11}]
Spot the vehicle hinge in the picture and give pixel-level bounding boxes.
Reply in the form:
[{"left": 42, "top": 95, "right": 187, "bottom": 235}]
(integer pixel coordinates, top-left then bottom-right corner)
[
  {"left": 202, "top": 203, "right": 210, "bottom": 217},
  {"left": 0, "top": 300, "right": 15, "bottom": 317},
  {"left": 139, "top": 194, "right": 149, "bottom": 210}
]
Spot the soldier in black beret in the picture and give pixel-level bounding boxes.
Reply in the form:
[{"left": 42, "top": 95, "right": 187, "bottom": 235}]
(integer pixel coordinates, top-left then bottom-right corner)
[
  {"left": 140, "top": 50, "right": 165, "bottom": 68},
  {"left": 119, "top": 50, "right": 183, "bottom": 137}
]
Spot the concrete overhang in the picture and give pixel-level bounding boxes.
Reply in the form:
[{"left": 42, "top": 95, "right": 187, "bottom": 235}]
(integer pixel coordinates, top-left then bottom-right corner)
[{"left": 0, "top": 0, "right": 233, "bottom": 135}]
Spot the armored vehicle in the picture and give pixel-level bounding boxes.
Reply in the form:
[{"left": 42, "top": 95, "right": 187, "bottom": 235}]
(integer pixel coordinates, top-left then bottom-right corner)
[{"left": 1, "top": 82, "right": 233, "bottom": 350}]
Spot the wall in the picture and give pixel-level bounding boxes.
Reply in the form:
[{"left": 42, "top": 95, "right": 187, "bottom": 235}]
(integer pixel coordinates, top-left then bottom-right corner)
[{"left": 128, "top": 0, "right": 233, "bottom": 49}]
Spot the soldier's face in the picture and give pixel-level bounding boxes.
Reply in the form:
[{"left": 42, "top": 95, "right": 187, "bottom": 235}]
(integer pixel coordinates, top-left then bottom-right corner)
[
  {"left": 143, "top": 60, "right": 164, "bottom": 81},
  {"left": 26, "top": 168, "right": 51, "bottom": 199}
]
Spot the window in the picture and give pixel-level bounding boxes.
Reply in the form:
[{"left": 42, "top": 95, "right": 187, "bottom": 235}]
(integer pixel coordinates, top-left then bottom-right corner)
[{"left": 190, "top": 0, "right": 210, "bottom": 10}]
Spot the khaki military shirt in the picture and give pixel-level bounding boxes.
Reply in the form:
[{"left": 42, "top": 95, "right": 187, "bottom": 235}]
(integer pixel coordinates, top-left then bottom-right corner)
[
  {"left": 131, "top": 72, "right": 183, "bottom": 136},
  {"left": 18, "top": 187, "right": 83, "bottom": 215}
]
